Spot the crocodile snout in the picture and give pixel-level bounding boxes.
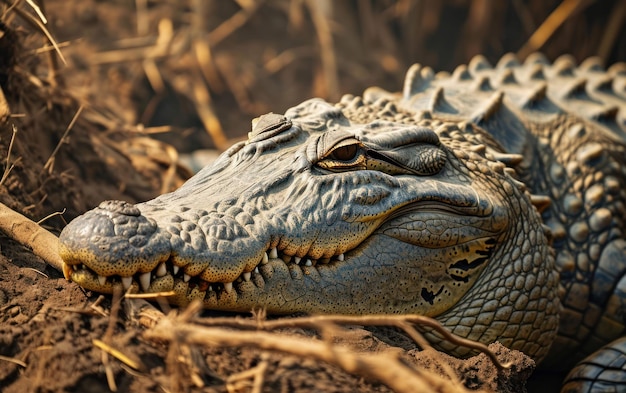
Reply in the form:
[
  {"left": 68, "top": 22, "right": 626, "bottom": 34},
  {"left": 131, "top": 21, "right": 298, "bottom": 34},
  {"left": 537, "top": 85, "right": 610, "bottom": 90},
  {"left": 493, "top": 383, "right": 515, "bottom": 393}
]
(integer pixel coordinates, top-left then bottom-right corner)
[{"left": 59, "top": 200, "right": 171, "bottom": 287}]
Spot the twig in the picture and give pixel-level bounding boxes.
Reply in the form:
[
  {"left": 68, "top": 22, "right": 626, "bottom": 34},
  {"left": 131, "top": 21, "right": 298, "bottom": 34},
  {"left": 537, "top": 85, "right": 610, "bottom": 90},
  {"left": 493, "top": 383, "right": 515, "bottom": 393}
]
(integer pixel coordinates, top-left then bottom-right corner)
[
  {"left": 43, "top": 105, "right": 83, "bottom": 174},
  {"left": 0, "top": 355, "right": 27, "bottom": 368},
  {"left": 597, "top": 0, "right": 626, "bottom": 62},
  {"left": 135, "top": 0, "right": 149, "bottom": 36},
  {"left": 226, "top": 355, "right": 268, "bottom": 393},
  {"left": 194, "top": 313, "right": 511, "bottom": 370},
  {"left": 160, "top": 144, "right": 179, "bottom": 194},
  {"left": 93, "top": 339, "right": 143, "bottom": 371},
  {"left": 101, "top": 347, "right": 118, "bottom": 392},
  {"left": 23, "top": 267, "right": 48, "bottom": 278},
  {"left": 189, "top": 71, "right": 229, "bottom": 151},
  {"left": 145, "top": 311, "right": 465, "bottom": 393},
  {"left": 207, "top": 0, "right": 264, "bottom": 46},
  {"left": 1, "top": 0, "right": 67, "bottom": 65},
  {"left": 89, "top": 18, "right": 174, "bottom": 65},
  {"left": 0, "top": 124, "right": 18, "bottom": 186},
  {"left": 215, "top": 55, "right": 267, "bottom": 114},
  {"left": 305, "top": 0, "right": 340, "bottom": 101},
  {"left": 0, "top": 202, "right": 65, "bottom": 273},
  {"left": 36, "top": 208, "right": 65, "bottom": 225},
  {"left": 264, "top": 46, "right": 313, "bottom": 74},
  {"left": 517, "top": 0, "right": 587, "bottom": 58},
  {"left": 93, "top": 288, "right": 142, "bottom": 392}
]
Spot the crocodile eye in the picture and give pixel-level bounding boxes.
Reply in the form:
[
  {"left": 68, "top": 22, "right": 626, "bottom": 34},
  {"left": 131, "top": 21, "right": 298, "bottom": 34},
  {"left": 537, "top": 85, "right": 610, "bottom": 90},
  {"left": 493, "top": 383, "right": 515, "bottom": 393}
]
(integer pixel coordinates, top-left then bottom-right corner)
[
  {"left": 328, "top": 144, "right": 358, "bottom": 162},
  {"left": 317, "top": 139, "right": 366, "bottom": 172}
]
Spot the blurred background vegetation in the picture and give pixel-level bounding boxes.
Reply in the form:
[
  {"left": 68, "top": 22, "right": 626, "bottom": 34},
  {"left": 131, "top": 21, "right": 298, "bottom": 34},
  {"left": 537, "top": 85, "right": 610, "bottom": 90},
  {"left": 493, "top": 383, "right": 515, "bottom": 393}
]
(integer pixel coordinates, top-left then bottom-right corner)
[{"left": 38, "top": 0, "right": 625, "bottom": 152}]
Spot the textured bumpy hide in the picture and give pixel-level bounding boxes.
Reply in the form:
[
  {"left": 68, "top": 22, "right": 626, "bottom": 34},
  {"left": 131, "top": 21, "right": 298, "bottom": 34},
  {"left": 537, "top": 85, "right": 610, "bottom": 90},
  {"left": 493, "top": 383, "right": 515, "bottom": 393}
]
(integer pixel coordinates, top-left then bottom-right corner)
[{"left": 59, "top": 54, "right": 626, "bottom": 391}]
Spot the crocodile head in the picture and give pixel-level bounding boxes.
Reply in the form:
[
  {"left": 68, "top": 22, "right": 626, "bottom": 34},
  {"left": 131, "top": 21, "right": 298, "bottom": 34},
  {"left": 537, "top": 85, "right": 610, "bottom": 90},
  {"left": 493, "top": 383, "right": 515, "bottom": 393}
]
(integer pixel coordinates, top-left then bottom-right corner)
[{"left": 60, "top": 98, "right": 557, "bottom": 325}]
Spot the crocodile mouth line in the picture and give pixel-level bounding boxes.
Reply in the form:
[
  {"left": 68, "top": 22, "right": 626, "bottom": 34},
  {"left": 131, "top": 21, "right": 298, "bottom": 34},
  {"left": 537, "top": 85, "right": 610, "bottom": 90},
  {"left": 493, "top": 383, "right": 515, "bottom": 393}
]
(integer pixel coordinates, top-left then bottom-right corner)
[{"left": 64, "top": 246, "right": 347, "bottom": 299}]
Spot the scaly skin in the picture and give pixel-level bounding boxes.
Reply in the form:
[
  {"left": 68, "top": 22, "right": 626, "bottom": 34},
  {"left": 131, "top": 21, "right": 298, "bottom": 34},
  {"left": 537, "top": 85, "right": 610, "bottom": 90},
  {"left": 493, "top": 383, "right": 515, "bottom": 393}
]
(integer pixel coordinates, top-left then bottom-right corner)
[{"left": 59, "top": 54, "right": 626, "bottom": 390}]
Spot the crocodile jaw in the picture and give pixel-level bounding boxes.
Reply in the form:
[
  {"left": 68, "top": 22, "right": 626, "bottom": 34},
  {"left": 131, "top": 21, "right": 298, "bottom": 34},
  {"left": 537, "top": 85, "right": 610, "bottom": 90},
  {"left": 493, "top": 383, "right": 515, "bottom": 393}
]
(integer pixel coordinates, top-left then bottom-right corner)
[{"left": 60, "top": 182, "right": 504, "bottom": 316}]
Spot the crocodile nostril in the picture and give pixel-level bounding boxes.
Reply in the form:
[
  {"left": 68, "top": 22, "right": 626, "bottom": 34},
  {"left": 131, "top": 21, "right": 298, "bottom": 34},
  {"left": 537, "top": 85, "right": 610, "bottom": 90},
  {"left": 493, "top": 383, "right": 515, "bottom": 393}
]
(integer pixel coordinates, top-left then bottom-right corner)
[{"left": 98, "top": 200, "right": 141, "bottom": 216}]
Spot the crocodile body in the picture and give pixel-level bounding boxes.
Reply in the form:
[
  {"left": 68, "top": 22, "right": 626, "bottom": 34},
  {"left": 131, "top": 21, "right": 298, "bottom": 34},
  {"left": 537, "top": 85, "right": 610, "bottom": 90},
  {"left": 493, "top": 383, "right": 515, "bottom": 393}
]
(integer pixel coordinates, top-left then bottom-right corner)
[{"left": 59, "top": 54, "right": 626, "bottom": 391}]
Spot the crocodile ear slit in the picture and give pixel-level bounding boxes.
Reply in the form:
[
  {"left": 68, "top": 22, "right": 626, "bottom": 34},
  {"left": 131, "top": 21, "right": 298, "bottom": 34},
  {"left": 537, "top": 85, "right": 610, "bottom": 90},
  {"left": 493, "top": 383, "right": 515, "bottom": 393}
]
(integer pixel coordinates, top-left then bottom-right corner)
[{"left": 248, "top": 113, "right": 292, "bottom": 142}]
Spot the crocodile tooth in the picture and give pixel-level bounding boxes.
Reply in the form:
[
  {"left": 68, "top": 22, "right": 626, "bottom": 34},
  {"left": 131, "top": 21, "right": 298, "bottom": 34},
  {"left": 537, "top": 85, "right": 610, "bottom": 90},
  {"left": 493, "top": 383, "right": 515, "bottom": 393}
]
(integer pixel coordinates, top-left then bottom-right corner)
[
  {"left": 224, "top": 282, "right": 233, "bottom": 292},
  {"left": 98, "top": 275, "right": 107, "bottom": 286},
  {"left": 254, "top": 267, "right": 260, "bottom": 274},
  {"left": 156, "top": 263, "right": 167, "bottom": 277},
  {"left": 172, "top": 265, "right": 180, "bottom": 275},
  {"left": 281, "top": 255, "right": 292, "bottom": 263},
  {"left": 208, "top": 285, "right": 213, "bottom": 291},
  {"left": 62, "top": 263, "right": 73, "bottom": 280},
  {"left": 269, "top": 247, "right": 278, "bottom": 258},
  {"left": 243, "top": 272, "right": 251, "bottom": 281},
  {"left": 337, "top": 253, "right": 345, "bottom": 261},
  {"left": 183, "top": 273, "right": 191, "bottom": 282},
  {"left": 304, "top": 259, "right": 312, "bottom": 266},
  {"left": 262, "top": 252, "right": 269, "bottom": 264},
  {"left": 139, "top": 272, "right": 151, "bottom": 291},
  {"left": 294, "top": 256, "right": 301, "bottom": 265},
  {"left": 121, "top": 276, "right": 132, "bottom": 290}
]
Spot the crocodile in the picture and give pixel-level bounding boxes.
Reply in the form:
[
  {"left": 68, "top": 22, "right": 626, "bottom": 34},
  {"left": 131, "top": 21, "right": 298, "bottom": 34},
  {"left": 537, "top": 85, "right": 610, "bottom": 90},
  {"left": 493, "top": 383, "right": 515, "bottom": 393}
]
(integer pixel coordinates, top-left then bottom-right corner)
[{"left": 58, "top": 53, "right": 626, "bottom": 391}]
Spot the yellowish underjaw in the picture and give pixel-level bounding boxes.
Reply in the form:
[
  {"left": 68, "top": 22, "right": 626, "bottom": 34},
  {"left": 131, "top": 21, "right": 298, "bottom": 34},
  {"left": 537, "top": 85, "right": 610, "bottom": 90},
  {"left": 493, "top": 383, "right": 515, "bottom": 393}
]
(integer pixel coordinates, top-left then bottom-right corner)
[{"left": 64, "top": 247, "right": 346, "bottom": 295}]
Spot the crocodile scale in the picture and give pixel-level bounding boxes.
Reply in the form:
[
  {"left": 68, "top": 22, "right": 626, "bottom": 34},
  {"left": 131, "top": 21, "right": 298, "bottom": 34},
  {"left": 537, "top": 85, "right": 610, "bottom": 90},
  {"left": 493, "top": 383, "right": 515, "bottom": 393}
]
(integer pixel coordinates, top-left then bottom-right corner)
[{"left": 59, "top": 53, "right": 626, "bottom": 392}]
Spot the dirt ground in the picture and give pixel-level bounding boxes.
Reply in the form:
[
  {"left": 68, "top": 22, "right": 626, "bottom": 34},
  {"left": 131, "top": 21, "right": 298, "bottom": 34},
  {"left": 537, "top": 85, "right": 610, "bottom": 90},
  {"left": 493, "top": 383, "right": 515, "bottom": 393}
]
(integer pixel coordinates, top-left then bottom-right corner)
[{"left": 0, "top": 1, "right": 624, "bottom": 392}]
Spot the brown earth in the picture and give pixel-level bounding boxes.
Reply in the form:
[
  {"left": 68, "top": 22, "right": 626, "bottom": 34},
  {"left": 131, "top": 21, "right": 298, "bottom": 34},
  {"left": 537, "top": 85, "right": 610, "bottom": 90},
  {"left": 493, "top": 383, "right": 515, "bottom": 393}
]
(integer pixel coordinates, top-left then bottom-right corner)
[{"left": 0, "top": 1, "right": 623, "bottom": 392}]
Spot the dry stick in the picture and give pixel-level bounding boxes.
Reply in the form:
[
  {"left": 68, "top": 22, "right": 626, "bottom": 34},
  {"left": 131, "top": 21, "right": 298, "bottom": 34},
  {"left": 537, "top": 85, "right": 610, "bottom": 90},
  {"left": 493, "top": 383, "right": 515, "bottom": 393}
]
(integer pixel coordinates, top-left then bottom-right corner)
[
  {"left": 97, "top": 288, "right": 122, "bottom": 392},
  {"left": 132, "top": 301, "right": 480, "bottom": 390},
  {"left": 193, "top": 313, "right": 511, "bottom": 370},
  {"left": 191, "top": 0, "right": 224, "bottom": 94},
  {"left": 0, "top": 355, "right": 27, "bottom": 368},
  {"left": 2, "top": 0, "right": 67, "bottom": 65},
  {"left": 264, "top": 46, "right": 313, "bottom": 74},
  {"left": 145, "top": 302, "right": 459, "bottom": 393},
  {"left": 43, "top": 105, "right": 83, "bottom": 174},
  {"left": 135, "top": 0, "right": 149, "bottom": 36},
  {"left": 305, "top": 0, "right": 340, "bottom": 101},
  {"left": 0, "top": 124, "right": 18, "bottom": 186},
  {"left": 37, "top": 208, "right": 65, "bottom": 225},
  {"left": 160, "top": 143, "right": 180, "bottom": 194},
  {"left": 90, "top": 18, "right": 174, "bottom": 65},
  {"left": 597, "top": 0, "right": 626, "bottom": 62},
  {"left": 0, "top": 202, "right": 64, "bottom": 273},
  {"left": 145, "top": 314, "right": 465, "bottom": 393},
  {"left": 34, "top": 0, "right": 61, "bottom": 88},
  {"left": 517, "top": 0, "right": 586, "bottom": 58},
  {"left": 510, "top": 0, "right": 537, "bottom": 37},
  {"left": 207, "top": 0, "right": 264, "bottom": 47},
  {"left": 93, "top": 339, "right": 142, "bottom": 372},
  {"left": 215, "top": 57, "right": 265, "bottom": 114},
  {"left": 190, "top": 72, "right": 229, "bottom": 151}
]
